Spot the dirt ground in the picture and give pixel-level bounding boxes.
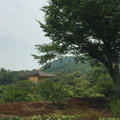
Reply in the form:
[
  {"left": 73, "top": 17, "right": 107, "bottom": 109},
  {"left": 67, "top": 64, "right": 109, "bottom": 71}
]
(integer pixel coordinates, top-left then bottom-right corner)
[{"left": 0, "top": 97, "right": 112, "bottom": 120}]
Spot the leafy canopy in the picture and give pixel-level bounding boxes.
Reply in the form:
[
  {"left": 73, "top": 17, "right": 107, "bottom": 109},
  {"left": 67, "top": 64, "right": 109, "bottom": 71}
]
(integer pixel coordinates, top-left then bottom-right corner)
[
  {"left": 38, "top": 79, "right": 69, "bottom": 104},
  {"left": 34, "top": 0, "right": 120, "bottom": 67},
  {"left": 42, "top": 56, "right": 92, "bottom": 74}
]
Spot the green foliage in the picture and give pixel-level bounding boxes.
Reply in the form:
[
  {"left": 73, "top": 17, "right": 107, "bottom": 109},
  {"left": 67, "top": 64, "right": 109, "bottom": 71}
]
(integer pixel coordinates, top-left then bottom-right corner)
[
  {"left": 0, "top": 68, "right": 27, "bottom": 85},
  {"left": 23, "top": 115, "right": 82, "bottom": 120},
  {"left": 34, "top": 0, "right": 120, "bottom": 69},
  {"left": 0, "top": 80, "right": 42, "bottom": 103},
  {"left": 0, "top": 69, "right": 19, "bottom": 85},
  {"left": 110, "top": 100, "right": 120, "bottom": 118},
  {"left": 99, "top": 118, "right": 120, "bottom": 120},
  {"left": 42, "top": 59, "right": 115, "bottom": 98},
  {"left": 0, "top": 115, "right": 82, "bottom": 120},
  {"left": 95, "top": 74, "right": 115, "bottom": 97},
  {"left": 34, "top": 0, "right": 120, "bottom": 96},
  {"left": 73, "top": 75, "right": 95, "bottom": 97},
  {"left": 42, "top": 56, "right": 92, "bottom": 74},
  {"left": 38, "top": 79, "right": 69, "bottom": 104},
  {"left": 87, "top": 66, "right": 116, "bottom": 97},
  {"left": 0, "top": 66, "right": 116, "bottom": 103},
  {"left": 0, "top": 116, "right": 20, "bottom": 120},
  {"left": 63, "top": 67, "right": 116, "bottom": 98},
  {"left": 41, "top": 72, "right": 100, "bottom": 98}
]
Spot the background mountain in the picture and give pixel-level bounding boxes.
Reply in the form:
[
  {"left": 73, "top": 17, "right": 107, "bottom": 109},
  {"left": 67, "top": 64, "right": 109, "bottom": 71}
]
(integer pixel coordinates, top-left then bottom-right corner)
[{"left": 42, "top": 56, "right": 92, "bottom": 74}]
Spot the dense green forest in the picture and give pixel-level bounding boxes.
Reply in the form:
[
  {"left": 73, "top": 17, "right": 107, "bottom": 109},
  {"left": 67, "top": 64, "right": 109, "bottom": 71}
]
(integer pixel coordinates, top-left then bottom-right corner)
[
  {"left": 0, "top": 68, "right": 31, "bottom": 85},
  {"left": 0, "top": 58, "right": 115, "bottom": 103},
  {"left": 0, "top": 56, "right": 93, "bottom": 85},
  {"left": 0, "top": 68, "right": 22, "bottom": 85},
  {"left": 42, "top": 56, "right": 92, "bottom": 74}
]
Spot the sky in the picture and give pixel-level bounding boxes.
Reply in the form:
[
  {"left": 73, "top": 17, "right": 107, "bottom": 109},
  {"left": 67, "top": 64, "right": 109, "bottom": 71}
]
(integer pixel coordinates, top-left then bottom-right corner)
[{"left": 0, "top": 0, "right": 51, "bottom": 71}]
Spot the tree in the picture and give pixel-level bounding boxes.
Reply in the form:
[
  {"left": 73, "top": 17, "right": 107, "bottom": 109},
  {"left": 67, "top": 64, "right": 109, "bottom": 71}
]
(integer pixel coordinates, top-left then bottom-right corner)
[
  {"left": 0, "top": 80, "right": 41, "bottom": 102},
  {"left": 0, "top": 68, "right": 7, "bottom": 73},
  {"left": 38, "top": 79, "right": 69, "bottom": 105},
  {"left": 88, "top": 66, "right": 116, "bottom": 97},
  {"left": 0, "top": 69, "right": 21, "bottom": 85},
  {"left": 33, "top": 0, "right": 120, "bottom": 95}
]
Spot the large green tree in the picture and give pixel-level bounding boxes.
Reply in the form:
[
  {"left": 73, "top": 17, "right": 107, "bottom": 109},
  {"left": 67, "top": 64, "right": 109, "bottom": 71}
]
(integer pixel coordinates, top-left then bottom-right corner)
[{"left": 34, "top": 0, "right": 120, "bottom": 95}]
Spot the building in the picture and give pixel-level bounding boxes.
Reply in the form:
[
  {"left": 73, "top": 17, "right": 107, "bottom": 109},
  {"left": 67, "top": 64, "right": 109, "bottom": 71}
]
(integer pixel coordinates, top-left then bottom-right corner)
[{"left": 26, "top": 70, "right": 55, "bottom": 83}]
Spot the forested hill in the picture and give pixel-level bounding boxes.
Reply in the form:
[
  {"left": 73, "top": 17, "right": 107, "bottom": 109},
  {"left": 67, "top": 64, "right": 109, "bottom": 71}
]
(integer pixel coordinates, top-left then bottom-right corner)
[{"left": 42, "top": 56, "right": 92, "bottom": 74}]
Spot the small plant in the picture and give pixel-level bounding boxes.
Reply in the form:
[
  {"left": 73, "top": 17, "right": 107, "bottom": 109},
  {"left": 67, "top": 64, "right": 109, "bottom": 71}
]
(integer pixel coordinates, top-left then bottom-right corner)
[{"left": 110, "top": 100, "right": 120, "bottom": 118}]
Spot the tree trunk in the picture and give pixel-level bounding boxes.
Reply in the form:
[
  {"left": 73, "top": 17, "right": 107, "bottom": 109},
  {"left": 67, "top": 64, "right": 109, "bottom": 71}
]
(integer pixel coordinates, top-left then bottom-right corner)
[
  {"left": 108, "top": 63, "right": 120, "bottom": 97},
  {"left": 115, "top": 77, "right": 120, "bottom": 97}
]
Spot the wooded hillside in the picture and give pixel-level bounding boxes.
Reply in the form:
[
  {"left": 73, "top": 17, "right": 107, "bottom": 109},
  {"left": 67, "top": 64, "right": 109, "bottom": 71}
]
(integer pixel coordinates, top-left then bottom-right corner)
[{"left": 42, "top": 56, "right": 92, "bottom": 74}]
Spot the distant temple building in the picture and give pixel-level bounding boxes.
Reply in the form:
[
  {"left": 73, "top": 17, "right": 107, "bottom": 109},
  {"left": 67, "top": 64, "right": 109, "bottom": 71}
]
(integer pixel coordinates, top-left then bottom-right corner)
[{"left": 26, "top": 70, "right": 55, "bottom": 83}]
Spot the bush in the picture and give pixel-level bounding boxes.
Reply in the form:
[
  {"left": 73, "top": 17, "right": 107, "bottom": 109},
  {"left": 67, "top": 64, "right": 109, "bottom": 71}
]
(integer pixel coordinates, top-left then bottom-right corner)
[
  {"left": 38, "top": 80, "right": 69, "bottom": 104},
  {"left": 0, "top": 68, "right": 21, "bottom": 85},
  {"left": 0, "top": 80, "right": 42, "bottom": 103},
  {"left": 73, "top": 76, "right": 94, "bottom": 97},
  {"left": 110, "top": 100, "right": 120, "bottom": 118},
  {"left": 95, "top": 74, "right": 115, "bottom": 97}
]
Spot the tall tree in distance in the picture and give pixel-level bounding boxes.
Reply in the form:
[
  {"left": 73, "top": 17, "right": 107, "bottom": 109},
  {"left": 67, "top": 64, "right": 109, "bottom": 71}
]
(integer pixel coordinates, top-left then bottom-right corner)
[{"left": 33, "top": 0, "right": 120, "bottom": 95}]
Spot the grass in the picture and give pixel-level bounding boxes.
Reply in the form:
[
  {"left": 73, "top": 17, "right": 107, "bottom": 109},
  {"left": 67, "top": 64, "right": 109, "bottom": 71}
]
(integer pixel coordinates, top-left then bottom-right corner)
[{"left": 110, "top": 100, "right": 120, "bottom": 118}]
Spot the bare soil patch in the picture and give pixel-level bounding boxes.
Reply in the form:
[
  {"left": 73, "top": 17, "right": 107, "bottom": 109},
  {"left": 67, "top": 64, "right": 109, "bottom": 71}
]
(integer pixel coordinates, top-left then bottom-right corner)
[{"left": 0, "top": 97, "right": 112, "bottom": 120}]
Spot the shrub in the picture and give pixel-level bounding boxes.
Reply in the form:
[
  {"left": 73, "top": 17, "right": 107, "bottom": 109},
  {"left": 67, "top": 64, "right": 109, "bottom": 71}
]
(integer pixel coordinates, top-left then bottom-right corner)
[
  {"left": 0, "top": 80, "right": 42, "bottom": 103},
  {"left": 110, "top": 100, "right": 120, "bottom": 118},
  {"left": 95, "top": 74, "right": 115, "bottom": 98},
  {"left": 38, "top": 80, "right": 69, "bottom": 104}
]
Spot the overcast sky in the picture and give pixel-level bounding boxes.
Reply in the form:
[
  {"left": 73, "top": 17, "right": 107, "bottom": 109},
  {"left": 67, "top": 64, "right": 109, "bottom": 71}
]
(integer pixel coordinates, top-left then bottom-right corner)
[{"left": 0, "top": 0, "right": 51, "bottom": 71}]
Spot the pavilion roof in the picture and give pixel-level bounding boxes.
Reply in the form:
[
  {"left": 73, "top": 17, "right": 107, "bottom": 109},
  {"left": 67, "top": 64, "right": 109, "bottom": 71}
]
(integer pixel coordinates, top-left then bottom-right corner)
[{"left": 26, "top": 70, "right": 55, "bottom": 77}]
